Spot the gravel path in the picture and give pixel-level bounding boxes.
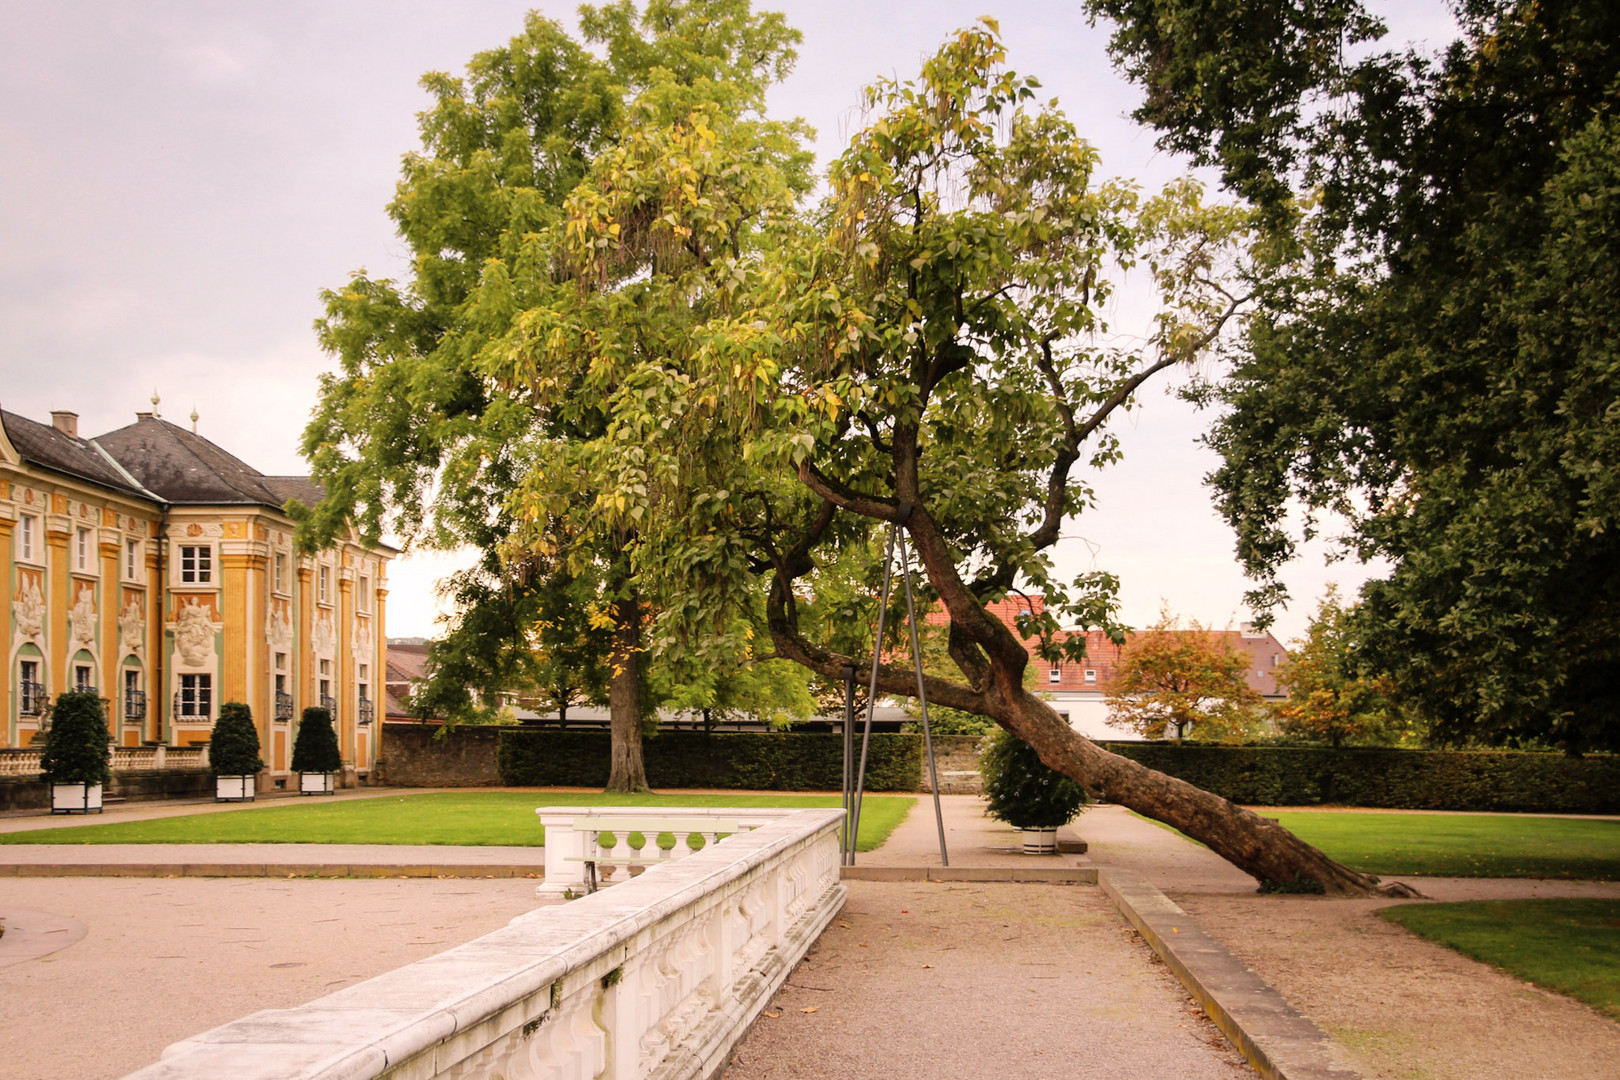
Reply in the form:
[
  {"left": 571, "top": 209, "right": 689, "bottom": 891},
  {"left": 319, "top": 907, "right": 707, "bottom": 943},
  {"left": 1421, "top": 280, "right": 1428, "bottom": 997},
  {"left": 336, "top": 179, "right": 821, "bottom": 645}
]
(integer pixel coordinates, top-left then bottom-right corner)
[{"left": 722, "top": 879, "right": 1254, "bottom": 1080}]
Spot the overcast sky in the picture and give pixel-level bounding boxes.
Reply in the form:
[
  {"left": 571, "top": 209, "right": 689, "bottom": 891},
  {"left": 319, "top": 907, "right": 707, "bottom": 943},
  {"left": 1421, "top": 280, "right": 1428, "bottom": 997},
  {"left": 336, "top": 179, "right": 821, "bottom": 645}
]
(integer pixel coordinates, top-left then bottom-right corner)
[{"left": 1, "top": 1, "right": 1456, "bottom": 643}]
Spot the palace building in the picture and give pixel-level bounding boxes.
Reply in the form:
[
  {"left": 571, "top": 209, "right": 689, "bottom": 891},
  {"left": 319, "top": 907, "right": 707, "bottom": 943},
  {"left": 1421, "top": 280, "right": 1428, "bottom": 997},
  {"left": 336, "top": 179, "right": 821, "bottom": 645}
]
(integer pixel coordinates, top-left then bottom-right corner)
[{"left": 1, "top": 404, "right": 392, "bottom": 787}]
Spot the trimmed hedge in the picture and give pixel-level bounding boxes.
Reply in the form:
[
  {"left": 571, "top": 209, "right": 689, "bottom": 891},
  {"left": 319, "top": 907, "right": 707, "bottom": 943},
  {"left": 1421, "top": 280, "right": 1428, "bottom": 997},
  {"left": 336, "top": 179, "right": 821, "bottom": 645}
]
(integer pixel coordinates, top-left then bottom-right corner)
[
  {"left": 498, "top": 729, "right": 922, "bottom": 792},
  {"left": 1098, "top": 742, "right": 1620, "bottom": 813}
]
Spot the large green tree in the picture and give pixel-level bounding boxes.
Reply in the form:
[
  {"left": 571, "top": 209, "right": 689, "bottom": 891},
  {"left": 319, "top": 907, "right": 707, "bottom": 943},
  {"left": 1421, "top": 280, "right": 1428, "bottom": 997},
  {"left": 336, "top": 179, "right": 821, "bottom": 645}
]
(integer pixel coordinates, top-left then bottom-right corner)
[
  {"left": 572, "top": 22, "right": 1402, "bottom": 894},
  {"left": 300, "top": 1, "right": 806, "bottom": 789},
  {"left": 1086, "top": 0, "right": 1620, "bottom": 752}
]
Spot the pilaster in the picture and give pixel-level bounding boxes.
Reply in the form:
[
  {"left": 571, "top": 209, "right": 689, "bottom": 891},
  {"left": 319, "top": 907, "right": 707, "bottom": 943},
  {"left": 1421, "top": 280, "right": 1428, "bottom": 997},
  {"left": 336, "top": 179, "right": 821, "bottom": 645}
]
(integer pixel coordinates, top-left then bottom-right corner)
[
  {"left": 45, "top": 520, "right": 69, "bottom": 693},
  {"left": 338, "top": 567, "right": 354, "bottom": 772},
  {"left": 0, "top": 516, "right": 13, "bottom": 748},
  {"left": 99, "top": 537, "right": 120, "bottom": 737},
  {"left": 220, "top": 550, "right": 253, "bottom": 707}
]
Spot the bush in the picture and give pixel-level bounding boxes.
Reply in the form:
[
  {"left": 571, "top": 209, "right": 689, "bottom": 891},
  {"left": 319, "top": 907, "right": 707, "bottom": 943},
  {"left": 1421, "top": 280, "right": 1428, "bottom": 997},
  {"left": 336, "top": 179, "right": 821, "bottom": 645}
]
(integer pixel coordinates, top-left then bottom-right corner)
[
  {"left": 1098, "top": 742, "right": 1620, "bottom": 813},
  {"left": 210, "top": 702, "right": 263, "bottom": 776},
  {"left": 291, "top": 706, "right": 342, "bottom": 773},
  {"left": 980, "top": 729, "right": 1089, "bottom": 828},
  {"left": 497, "top": 729, "right": 922, "bottom": 791},
  {"left": 40, "top": 690, "right": 112, "bottom": 786}
]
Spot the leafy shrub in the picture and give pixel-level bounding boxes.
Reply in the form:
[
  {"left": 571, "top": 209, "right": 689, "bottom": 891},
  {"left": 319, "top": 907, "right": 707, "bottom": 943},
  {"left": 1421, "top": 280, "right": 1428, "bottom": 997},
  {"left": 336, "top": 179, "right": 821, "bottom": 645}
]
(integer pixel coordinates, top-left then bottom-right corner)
[
  {"left": 210, "top": 702, "right": 263, "bottom": 776},
  {"left": 980, "top": 728, "right": 1089, "bottom": 828},
  {"left": 291, "top": 706, "right": 342, "bottom": 773},
  {"left": 40, "top": 690, "right": 111, "bottom": 785},
  {"left": 498, "top": 729, "right": 921, "bottom": 791}
]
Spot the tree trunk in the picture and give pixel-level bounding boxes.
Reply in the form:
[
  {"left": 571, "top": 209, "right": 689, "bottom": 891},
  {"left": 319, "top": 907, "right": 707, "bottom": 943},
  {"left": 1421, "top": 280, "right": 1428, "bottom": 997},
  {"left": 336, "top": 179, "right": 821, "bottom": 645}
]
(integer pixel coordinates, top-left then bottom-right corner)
[
  {"left": 997, "top": 689, "right": 1406, "bottom": 894},
  {"left": 605, "top": 590, "right": 648, "bottom": 793}
]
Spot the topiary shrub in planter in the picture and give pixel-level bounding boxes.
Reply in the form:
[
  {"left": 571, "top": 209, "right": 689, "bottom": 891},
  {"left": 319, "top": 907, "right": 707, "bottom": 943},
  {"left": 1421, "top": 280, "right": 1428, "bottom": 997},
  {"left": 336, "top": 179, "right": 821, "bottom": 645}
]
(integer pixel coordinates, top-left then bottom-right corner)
[
  {"left": 291, "top": 706, "right": 341, "bottom": 795},
  {"left": 211, "top": 702, "right": 263, "bottom": 802},
  {"left": 980, "top": 728, "right": 1090, "bottom": 853},
  {"left": 40, "top": 690, "right": 112, "bottom": 814}
]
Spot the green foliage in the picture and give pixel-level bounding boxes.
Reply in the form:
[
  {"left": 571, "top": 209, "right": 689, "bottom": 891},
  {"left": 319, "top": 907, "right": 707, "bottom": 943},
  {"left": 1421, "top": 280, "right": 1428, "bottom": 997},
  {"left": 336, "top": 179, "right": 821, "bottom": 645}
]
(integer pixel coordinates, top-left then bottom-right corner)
[
  {"left": 291, "top": 706, "right": 343, "bottom": 774},
  {"left": 1100, "top": 742, "right": 1620, "bottom": 814},
  {"left": 652, "top": 653, "right": 818, "bottom": 729},
  {"left": 498, "top": 729, "right": 921, "bottom": 791},
  {"left": 1087, "top": 0, "right": 1620, "bottom": 752},
  {"left": 210, "top": 702, "right": 263, "bottom": 776},
  {"left": 980, "top": 728, "right": 1090, "bottom": 829},
  {"left": 0, "top": 791, "right": 914, "bottom": 852},
  {"left": 39, "top": 690, "right": 111, "bottom": 786},
  {"left": 1274, "top": 588, "right": 1423, "bottom": 747},
  {"left": 1380, "top": 900, "right": 1620, "bottom": 1018},
  {"left": 1105, "top": 610, "right": 1263, "bottom": 742}
]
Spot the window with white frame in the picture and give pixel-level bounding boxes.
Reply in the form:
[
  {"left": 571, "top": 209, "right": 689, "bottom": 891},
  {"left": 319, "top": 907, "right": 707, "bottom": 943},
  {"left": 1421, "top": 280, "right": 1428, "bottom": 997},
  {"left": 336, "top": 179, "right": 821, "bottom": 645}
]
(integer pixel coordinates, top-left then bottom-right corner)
[
  {"left": 75, "top": 527, "right": 91, "bottom": 571},
  {"left": 18, "top": 514, "right": 37, "bottom": 562},
  {"left": 1084, "top": 669, "right": 1097, "bottom": 684},
  {"left": 318, "top": 658, "right": 332, "bottom": 701},
  {"left": 318, "top": 565, "right": 331, "bottom": 604},
  {"left": 177, "top": 673, "right": 212, "bottom": 718},
  {"left": 125, "top": 538, "right": 140, "bottom": 581},
  {"left": 1049, "top": 666, "right": 1062, "bottom": 684},
  {"left": 358, "top": 574, "right": 370, "bottom": 613},
  {"left": 274, "top": 552, "right": 288, "bottom": 593},
  {"left": 19, "top": 659, "right": 43, "bottom": 715},
  {"left": 74, "top": 664, "right": 93, "bottom": 692},
  {"left": 179, "top": 544, "right": 212, "bottom": 583}
]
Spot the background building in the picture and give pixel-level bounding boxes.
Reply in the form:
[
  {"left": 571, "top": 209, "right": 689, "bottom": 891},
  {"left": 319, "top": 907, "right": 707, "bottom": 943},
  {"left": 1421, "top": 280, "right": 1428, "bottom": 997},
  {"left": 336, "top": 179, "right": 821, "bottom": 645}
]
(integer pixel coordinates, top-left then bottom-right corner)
[{"left": 2, "top": 404, "right": 391, "bottom": 788}]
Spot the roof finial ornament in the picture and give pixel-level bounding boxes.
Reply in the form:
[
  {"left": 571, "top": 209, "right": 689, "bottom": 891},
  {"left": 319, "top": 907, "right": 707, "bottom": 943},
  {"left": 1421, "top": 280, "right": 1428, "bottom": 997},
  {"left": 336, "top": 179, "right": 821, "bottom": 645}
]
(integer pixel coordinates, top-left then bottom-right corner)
[
  {"left": 190, "top": 405, "right": 199, "bottom": 434},
  {"left": 150, "top": 389, "right": 161, "bottom": 418}
]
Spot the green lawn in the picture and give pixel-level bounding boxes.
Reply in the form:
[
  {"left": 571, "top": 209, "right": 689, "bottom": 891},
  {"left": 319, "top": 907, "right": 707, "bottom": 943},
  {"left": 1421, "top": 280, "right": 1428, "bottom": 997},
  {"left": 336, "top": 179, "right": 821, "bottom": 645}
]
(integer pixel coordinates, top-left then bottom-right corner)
[
  {"left": 0, "top": 792, "right": 911, "bottom": 852},
  {"left": 1270, "top": 811, "right": 1620, "bottom": 880},
  {"left": 1380, "top": 899, "right": 1620, "bottom": 1018}
]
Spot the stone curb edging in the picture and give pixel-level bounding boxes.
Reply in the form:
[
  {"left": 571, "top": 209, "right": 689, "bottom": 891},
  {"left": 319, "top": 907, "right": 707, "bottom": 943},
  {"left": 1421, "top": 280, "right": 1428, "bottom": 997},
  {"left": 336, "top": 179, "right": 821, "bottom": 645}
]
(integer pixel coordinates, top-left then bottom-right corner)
[
  {"left": 1098, "top": 867, "right": 1361, "bottom": 1080},
  {"left": 841, "top": 865, "right": 1097, "bottom": 883},
  {"left": 0, "top": 863, "right": 540, "bottom": 879}
]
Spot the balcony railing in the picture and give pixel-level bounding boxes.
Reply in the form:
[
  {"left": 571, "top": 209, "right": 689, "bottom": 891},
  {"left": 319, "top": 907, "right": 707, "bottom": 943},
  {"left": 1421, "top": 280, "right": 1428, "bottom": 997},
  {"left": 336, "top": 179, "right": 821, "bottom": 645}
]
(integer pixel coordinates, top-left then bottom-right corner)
[
  {"left": 357, "top": 698, "right": 374, "bottom": 726},
  {"left": 319, "top": 694, "right": 337, "bottom": 715},
  {"left": 275, "top": 691, "right": 294, "bottom": 721},
  {"left": 124, "top": 689, "right": 147, "bottom": 721},
  {"left": 19, "top": 681, "right": 47, "bottom": 717},
  {"left": 173, "top": 693, "right": 212, "bottom": 721}
]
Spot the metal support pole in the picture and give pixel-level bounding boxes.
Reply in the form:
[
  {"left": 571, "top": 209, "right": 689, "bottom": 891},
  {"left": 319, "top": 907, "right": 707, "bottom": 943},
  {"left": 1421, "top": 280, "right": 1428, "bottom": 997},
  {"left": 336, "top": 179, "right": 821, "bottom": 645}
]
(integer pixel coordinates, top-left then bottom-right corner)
[
  {"left": 849, "top": 520, "right": 899, "bottom": 867},
  {"left": 899, "top": 544, "right": 950, "bottom": 867},
  {"left": 840, "top": 663, "right": 856, "bottom": 863}
]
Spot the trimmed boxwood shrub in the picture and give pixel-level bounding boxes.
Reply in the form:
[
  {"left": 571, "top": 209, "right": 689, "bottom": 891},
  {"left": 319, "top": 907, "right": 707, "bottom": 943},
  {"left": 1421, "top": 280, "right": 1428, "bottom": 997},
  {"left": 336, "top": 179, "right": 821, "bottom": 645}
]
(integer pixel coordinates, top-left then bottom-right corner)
[
  {"left": 498, "top": 729, "right": 922, "bottom": 792},
  {"left": 40, "top": 690, "right": 112, "bottom": 786},
  {"left": 211, "top": 702, "right": 263, "bottom": 776},
  {"left": 980, "top": 729, "right": 1089, "bottom": 828},
  {"left": 1098, "top": 742, "right": 1620, "bottom": 813},
  {"left": 292, "top": 706, "right": 342, "bottom": 773}
]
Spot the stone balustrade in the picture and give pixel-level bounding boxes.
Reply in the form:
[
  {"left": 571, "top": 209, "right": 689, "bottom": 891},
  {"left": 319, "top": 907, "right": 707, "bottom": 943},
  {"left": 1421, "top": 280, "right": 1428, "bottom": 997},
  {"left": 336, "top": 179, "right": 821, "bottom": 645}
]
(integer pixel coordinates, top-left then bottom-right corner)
[
  {"left": 122, "top": 807, "right": 846, "bottom": 1080},
  {"left": 0, "top": 743, "right": 209, "bottom": 777},
  {"left": 536, "top": 806, "right": 802, "bottom": 900}
]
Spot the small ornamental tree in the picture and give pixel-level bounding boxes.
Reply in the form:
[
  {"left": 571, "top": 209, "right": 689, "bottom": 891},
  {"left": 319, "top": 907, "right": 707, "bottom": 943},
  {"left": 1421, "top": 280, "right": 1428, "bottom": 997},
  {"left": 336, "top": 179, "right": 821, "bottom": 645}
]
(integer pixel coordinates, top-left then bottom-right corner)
[
  {"left": 980, "top": 728, "right": 1090, "bottom": 829},
  {"left": 291, "top": 706, "right": 342, "bottom": 774},
  {"left": 211, "top": 702, "right": 264, "bottom": 776},
  {"left": 40, "top": 690, "right": 112, "bottom": 786},
  {"left": 1274, "top": 588, "right": 1421, "bottom": 748},
  {"left": 1105, "top": 611, "right": 1263, "bottom": 742}
]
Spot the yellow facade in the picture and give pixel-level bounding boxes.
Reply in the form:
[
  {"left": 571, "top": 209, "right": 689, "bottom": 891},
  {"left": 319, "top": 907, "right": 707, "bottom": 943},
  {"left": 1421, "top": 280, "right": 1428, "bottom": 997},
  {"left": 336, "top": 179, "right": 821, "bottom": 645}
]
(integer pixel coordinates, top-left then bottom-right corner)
[{"left": 1, "top": 409, "right": 390, "bottom": 787}]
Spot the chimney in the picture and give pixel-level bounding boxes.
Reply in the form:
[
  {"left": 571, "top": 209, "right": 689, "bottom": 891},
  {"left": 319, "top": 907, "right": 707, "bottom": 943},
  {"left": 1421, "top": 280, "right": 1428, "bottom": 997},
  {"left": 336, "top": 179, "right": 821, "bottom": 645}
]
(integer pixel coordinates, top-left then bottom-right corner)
[
  {"left": 135, "top": 411, "right": 153, "bottom": 421},
  {"left": 50, "top": 411, "right": 79, "bottom": 438}
]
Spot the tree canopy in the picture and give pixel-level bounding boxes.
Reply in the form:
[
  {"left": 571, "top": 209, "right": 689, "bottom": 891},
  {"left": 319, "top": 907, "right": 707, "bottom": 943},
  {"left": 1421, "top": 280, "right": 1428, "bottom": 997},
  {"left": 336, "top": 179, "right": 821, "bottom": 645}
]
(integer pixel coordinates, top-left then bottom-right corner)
[
  {"left": 1104, "top": 612, "right": 1262, "bottom": 742},
  {"left": 1273, "top": 587, "right": 1420, "bottom": 748},
  {"left": 1086, "top": 0, "right": 1620, "bottom": 752}
]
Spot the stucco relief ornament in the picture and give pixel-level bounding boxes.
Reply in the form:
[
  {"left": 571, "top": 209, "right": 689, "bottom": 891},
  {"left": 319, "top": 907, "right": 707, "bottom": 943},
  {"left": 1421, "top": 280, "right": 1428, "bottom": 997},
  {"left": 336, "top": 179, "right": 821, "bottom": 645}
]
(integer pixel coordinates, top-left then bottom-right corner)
[
  {"left": 12, "top": 580, "right": 45, "bottom": 643},
  {"left": 351, "top": 619, "right": 372, "bottom": 660},
  {"left": 312, "top": 610, "right": 335, "bottom": 656},
  {"left": 69, "top": 586, "right": 97, "bottom": 647},
  {"left": 174, "top": 598, "right": 217, "bottom": 666},
  {"left": 119, "top": 600, "right": 145, "bottom": 656},
  {"left": 266, "top": 602, "right": 294, "bottom": 650}
]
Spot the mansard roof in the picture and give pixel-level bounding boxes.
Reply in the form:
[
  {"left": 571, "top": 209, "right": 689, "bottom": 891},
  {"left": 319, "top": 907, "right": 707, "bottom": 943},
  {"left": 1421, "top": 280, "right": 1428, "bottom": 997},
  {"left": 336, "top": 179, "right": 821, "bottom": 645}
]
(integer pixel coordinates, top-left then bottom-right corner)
[
  {"left": 0, "top": 408, "right": 153, "bottom": 497},
  {"left": 91, "top": 415, "right": 322, "bottom": 512}
]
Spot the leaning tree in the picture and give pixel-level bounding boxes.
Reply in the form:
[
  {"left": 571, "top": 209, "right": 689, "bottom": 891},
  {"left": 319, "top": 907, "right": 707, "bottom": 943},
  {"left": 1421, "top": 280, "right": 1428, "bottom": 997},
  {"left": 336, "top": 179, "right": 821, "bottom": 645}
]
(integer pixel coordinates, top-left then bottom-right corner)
[{"left": 535, "top": 22, "right": 1409, "bottom": 895}]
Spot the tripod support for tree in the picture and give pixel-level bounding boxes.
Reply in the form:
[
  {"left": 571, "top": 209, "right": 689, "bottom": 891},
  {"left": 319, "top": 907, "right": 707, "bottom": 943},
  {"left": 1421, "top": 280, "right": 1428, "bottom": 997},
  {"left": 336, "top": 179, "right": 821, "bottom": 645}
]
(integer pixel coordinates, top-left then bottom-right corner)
[{"left": 842, "top": 505, "right": 949, "bottom": 867}]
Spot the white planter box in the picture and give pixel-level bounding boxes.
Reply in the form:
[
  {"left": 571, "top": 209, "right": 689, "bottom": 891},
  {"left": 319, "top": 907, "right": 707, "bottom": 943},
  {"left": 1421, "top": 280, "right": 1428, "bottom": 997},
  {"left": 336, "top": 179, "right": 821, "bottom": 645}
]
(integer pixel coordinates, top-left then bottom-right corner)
[
  {"left": 215, "top": 775, "right": 256, "bottom": 802},
  {"left": 51, "top": 782, "right": 103, "bottom": 814},
  {"left": 299, "top": 771, "right": 336, "bottom": 795},
  {"left": 1020, "top": 826, "right": 1058, "bottom": 854}
]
